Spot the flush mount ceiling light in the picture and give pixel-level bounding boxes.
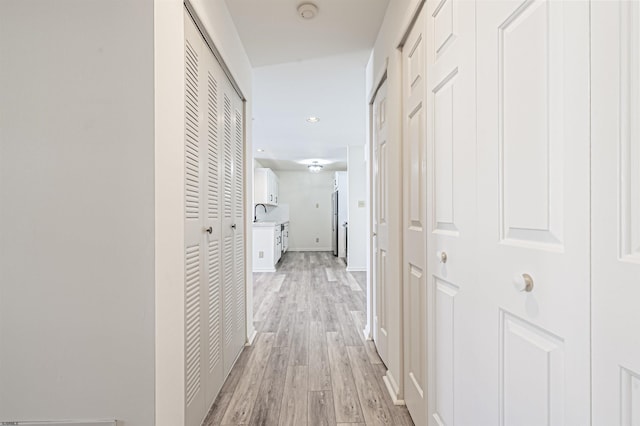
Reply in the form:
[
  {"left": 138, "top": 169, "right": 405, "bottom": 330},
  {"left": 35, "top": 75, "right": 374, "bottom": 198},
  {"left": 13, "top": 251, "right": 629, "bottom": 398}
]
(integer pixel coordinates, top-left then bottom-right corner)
[
  {"left": 257, "top": 148, "right": 265, "bottom": 152},
  {"left": 297, "top": 3, "right": 319, "bottom": 20},
  {"left": 306, "top": 116, "right": 320, "bottom": 123},
  {"left": 308, "top": 162, "right": 323, "bottom": 173},
  {"left": 299, "top": 158, "right": 332, "bottom": 166}
]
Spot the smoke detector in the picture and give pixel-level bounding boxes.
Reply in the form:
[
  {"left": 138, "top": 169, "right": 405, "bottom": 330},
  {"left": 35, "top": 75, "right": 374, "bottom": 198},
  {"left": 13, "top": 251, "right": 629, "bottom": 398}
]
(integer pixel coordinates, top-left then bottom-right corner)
[{"left": 297, "top": 3, "right": 319, "bottom": 19}]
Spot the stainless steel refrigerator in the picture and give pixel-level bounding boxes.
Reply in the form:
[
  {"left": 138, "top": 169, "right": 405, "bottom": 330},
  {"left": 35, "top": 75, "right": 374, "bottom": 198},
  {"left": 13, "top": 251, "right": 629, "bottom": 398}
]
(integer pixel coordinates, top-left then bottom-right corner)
[{"left": 331, "top": 190, "right": 338, "bottom": 256}]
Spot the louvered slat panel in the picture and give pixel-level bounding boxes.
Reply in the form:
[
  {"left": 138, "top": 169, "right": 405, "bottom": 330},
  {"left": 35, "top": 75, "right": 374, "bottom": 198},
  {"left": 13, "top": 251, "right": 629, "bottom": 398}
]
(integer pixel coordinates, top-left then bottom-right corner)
[
  {"left": 234, "top": 109, "right": 244, "bottom": 218},
  {"left": 208, "top": 240, "right": 221, "bottom": 373},
  {"left": 185, "top": 245, "right": 201, "bottom": 406},
  {"left": 207, "top": 72, "right": 219, "bottom": 220},
  {"left": 223, "top": 235, "right": 234, "bottom": 348},
  {"left": 185, "top": 41, "right": 199, "bottom": 220},
  {"left": 234, "top": 233, "right": 245, "bottom": 336},
  {"left": 223, "top": 95, "right": 233, "bottom": 218}
]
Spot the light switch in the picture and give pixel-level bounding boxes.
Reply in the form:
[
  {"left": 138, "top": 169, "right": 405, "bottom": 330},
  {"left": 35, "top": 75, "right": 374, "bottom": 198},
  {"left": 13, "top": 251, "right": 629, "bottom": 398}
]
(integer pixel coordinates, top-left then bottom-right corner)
[
  {"left": 316, "top": 203, "right": 319, "bottom": 208},
  {"left": 358, "top": 200, "right": 365, "bottom": 208},
  {"left": 259, "top": 251, "right": 264, "bottom": 258}
]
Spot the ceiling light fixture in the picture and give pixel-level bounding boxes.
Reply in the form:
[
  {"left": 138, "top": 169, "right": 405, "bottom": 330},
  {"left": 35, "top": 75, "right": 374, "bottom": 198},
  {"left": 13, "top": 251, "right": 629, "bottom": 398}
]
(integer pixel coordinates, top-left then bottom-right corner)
[
  {"left": 297, "top": 3, "right": 319, "bottom": 19},
  {"left": 299, "top": 158, "right": 332, "bottom": 166},
  {"left": 257, "top": 148, "right": 264, "bottom": 152},
  {"left": 308, "top": 161, "right": 323, "bottom": 173},
  {"left": 306, "top": 116, "right": 320, "bottom": 123}
]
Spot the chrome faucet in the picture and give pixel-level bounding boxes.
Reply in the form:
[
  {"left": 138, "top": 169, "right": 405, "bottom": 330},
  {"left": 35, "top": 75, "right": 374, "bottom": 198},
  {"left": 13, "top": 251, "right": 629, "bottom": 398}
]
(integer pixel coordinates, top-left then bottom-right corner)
[{"left": 254, "top": 203, "right": 267, "bottom": 222}]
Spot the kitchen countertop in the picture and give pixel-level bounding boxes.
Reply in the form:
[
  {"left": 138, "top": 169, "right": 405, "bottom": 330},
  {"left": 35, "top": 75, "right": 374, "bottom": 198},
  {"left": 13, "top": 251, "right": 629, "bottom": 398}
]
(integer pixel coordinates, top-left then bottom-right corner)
[{"left": 252, "top": 220, "right": 289, "bottom": 227}]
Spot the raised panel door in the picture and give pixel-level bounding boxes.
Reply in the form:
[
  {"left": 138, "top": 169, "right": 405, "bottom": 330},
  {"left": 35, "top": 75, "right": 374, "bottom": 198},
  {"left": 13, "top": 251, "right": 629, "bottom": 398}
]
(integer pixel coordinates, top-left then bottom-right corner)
[
  {"left": 592, "top": 2, "right": 640, "bottom": 424},
  {"left": 476, "top": 1, "right": 590, "bottom": 424},
  {"left": 402, "top": 7, "right": 428, "bottom": 425},
  {"left": 424, "top": 1, "right": 477, "bottom": 424},
  {"left": 373, "top": 78, "right": 389, "bottom": 366}
]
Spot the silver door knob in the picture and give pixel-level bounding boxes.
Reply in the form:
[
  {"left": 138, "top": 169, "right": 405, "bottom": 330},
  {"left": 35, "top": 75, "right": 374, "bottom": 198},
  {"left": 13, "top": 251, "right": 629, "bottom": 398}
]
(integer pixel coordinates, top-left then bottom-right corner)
[
  {"left": 205, "top": 227, "right": 212, "bottom": 234},
  {"left": 514, "top": 273, "right": 534, "bottom": 292},
  {"left": 437, "top": 251, "right": 447, "bottom": 264}
]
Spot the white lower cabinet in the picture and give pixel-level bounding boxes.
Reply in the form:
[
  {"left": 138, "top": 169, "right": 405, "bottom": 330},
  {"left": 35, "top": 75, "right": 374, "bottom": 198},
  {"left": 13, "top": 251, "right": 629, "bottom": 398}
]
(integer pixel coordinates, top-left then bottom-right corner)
[
  {"left": 283, "top": 223, "right": 289, "bottom": 253},
  {"left": 252, "top": 222, "right": 287, "bottom": 272}
]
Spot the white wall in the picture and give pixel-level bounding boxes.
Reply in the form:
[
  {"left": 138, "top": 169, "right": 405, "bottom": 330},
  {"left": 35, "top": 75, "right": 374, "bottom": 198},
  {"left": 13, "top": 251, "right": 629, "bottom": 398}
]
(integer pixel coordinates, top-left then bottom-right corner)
[
  {"left": 0, "top": 1, "right": 155, "bottom": 424},
  {"left": 0, "top": 1, "right": 253, "bottom": 425},
  {"left": 154, "top": 1, "right": 186, "bottom": 424},
  {"left": 347, "top": 146, "right": 367, "bottom": 271},
  {"left": 154, "top": 1, "right": 255, "bottom": 424},
  {"left": 277, "top": 171, "right": 334, "bottom": 251}
]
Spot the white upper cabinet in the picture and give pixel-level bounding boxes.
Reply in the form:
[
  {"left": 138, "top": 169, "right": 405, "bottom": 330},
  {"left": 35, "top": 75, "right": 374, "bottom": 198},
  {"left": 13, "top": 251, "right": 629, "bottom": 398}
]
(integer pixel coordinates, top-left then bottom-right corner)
[{"left": 254, "top": 167, "right": 279, "bottom": 206}]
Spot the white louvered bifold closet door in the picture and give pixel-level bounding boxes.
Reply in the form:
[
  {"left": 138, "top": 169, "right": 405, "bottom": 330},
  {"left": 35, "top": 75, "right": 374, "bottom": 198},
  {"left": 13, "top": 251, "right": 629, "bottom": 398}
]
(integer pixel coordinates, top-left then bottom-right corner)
[
  {"left": 202, "top": 36, "right": 224, "bottom": 410},
  {"left": 221, "top": 90, "right": 236, "bottom": 375},
  {"left": 184, "top": 9, "right": 245, "bottom": 426},
  {"left": 232, "top": 98, "right": 246, "bottom": 356},
  {"left": 184, "top": 15, "right": 205, "bottom": 426},
  {"left": 221, "top": 78, "right": 245, "bottom": 375}
]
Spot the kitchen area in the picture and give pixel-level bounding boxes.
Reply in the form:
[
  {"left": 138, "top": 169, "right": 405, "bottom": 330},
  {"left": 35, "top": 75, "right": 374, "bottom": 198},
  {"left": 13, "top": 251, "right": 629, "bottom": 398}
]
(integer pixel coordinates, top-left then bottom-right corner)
[
  {"left": 252, "top": 167, "right": 290, "bottom": 272},
  {"left": 252, "top": 164, "right": 351, "bottom": 272}
]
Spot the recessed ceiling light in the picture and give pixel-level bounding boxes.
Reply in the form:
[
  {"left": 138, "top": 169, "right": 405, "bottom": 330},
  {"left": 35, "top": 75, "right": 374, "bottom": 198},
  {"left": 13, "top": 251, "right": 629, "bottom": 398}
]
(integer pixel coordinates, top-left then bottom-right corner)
[
  {"left": 306, "top": 116, "right": 320, "bottom": 123},
  {"left": 257, "top": 148, "right": 264, "bottom": 152}
]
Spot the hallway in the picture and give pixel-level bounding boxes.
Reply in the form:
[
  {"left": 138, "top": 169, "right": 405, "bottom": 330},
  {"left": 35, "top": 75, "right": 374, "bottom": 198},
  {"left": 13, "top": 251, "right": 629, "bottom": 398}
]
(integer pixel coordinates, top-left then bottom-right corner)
[{"left": 203, "top": 252, "right": 413, "bottom": 425}]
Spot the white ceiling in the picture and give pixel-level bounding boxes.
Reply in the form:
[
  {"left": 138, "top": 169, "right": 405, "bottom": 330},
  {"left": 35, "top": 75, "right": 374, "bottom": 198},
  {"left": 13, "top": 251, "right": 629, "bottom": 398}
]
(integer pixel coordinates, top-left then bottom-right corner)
[
  {"left": 224, "top": 0, "right": 390, "bottom": 68},
  {"left": 256, "top": 158, "right": 347, "bottom": 172},
  {"left": 224, "top": 0, "right": 390, "bottom": 171},
  {"left": 251, "top": 52, "right": 369, "bottom": 166}
]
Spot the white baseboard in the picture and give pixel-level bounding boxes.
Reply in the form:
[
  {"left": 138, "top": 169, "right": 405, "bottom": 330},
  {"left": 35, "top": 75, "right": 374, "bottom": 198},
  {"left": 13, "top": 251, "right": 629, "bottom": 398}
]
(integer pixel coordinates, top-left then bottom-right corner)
[
  {"left": 246, "top": 327, "right": 257, "bottom": 346},
  {"left": 3, "top": 422, "right": 118, "bottom": 426},
  {"left": 346, "top": 266, "right": 366, "bottom": 272},
  {"left": 383, "top": 370, "right": 405, "bottom": 406},
  {"left": 288, "top": 248, "right": 332, "bottom": 252},
  {"left": 252, "top": 266, "right": 276, "bottom": 272},
  {"left": 362, "top": 325, "right": 372, "bottom": 341}
]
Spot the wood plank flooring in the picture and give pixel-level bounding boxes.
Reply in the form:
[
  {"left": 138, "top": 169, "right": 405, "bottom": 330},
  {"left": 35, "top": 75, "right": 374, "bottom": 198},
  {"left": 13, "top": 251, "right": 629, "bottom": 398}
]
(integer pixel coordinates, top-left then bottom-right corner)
[{"left": 203, "top": 251, "right": 414, "bottom": 426}]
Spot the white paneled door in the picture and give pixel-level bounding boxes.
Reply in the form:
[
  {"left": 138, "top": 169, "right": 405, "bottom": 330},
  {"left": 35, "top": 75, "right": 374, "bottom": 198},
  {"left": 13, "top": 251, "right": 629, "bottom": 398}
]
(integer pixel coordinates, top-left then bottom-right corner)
[
  {"left": 424, "top": 0, "right": 476, "bottom": 425},
  {"left": 402, "top": 7, "right": 427, "bottom": 426},
  {"left": 373, "top": 78, "right": 389, "bottom": 366},
  {"left": 592, "top": 2, "right": 640, "bottom": 424},
  {"left": 476, "top": 1, "right": 590, "bottom": 425},
  {"left": 185, "top": 10, "right": 245, "bottom": 426}
]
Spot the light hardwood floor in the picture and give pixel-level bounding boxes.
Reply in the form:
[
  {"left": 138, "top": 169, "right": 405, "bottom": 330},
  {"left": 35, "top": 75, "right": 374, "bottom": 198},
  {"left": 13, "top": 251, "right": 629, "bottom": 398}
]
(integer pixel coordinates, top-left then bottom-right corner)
[{"left": 203, "top": 251, "right": 414, "bottom": 426}]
